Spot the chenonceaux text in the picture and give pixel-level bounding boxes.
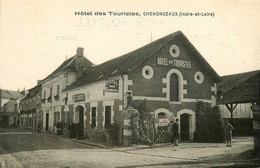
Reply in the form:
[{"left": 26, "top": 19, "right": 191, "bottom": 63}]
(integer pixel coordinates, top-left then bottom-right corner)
[{"left": 75, "top": 11, "right": 215, "bottom": 17}]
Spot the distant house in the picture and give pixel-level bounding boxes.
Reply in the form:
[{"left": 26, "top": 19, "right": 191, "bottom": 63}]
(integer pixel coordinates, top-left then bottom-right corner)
[
  {"left": 19, "top": 84, "right": 42, "bottom": 130},
  {"left": 218, "top": 70, "right": 260, "bottom": 136},
  {"left": 0, "top": 89, "right": 25, "bottom": 127}
]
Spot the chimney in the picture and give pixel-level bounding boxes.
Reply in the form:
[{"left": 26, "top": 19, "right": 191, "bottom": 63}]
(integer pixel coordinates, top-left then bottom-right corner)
[{"left": 76, "top": 47, "right": 84, "bottom": 57}]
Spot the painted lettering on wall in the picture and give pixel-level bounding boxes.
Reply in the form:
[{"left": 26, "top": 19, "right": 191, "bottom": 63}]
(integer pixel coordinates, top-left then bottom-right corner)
[
  {"left": 157, "top": 57, "right": 191, "bottom": 69},
  {"left": 105, "top": 79, "right": 119, "bottom": 93},
  {"left": 157, "top": 118, "right": 170, "bottom": 127},
  {"left": 73, "top": 94, "right": 85, "bottom": 102}
]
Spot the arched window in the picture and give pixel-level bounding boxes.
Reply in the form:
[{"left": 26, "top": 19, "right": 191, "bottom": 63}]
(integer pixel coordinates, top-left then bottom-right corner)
[{"left": 170, "top": 73, "right": 179, "bottom": 101}]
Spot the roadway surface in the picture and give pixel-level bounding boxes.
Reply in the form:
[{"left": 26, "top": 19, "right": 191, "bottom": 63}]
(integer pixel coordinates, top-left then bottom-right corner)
[{"left": 0, "top": 128, "right": 259, "bottom": 168}]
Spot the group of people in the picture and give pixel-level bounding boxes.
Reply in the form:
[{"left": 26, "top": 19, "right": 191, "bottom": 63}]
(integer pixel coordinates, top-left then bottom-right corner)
[{"left": 169, "top": 118, "right": 234, "bottom": 147}]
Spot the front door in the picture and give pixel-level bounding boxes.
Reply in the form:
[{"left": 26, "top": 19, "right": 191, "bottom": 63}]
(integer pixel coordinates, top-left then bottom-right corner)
[
  {"left": 180, "top": 114, "right": 189, "bottom": 141},
  {"left": 75, "top": 105, "right": 84, "bottom": 139},
  {"left": 45, "top": 113, "right": 49, "bottom": 131}
]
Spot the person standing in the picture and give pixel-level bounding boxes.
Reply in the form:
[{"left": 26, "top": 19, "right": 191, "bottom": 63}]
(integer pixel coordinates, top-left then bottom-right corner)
[
  {"left": 172, "top": 118, "right": 179, "bottom": 146},
  {"left": 224, "top": 120, "right": 234, "bottom": 147}
]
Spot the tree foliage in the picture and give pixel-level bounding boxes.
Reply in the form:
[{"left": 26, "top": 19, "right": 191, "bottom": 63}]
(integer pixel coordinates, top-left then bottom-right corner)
[{"left": 194, "top": 101, "right": 224, "bottom": 143}]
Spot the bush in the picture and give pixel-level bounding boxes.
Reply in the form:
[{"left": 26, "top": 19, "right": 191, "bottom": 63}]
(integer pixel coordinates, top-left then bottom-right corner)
[
  {"left": 56, "top": 122, "right": 63, "bottom": 130},
  {"left": 194, "top": 102, "right": 224, "bottom": 143}
]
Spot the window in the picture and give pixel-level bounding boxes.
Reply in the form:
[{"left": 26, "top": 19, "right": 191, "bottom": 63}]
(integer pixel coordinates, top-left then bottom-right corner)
[
  {"left": 194, "top": 71, "right": 204, "bottom": 84},
  {"left": 54, "top": 85, "right": 60, "bottom": 100},
  {"left": 65, "top": 112, "right": 69, "bottom": 123},
  {"left": 54, "top": 112, "right": 60, "bottom": 125},
  {"left": 44, "top": 91, "right": 46, "bottom": 99},
  {"left": 158, "top": 112, "right": 166, "bottom": 118},
  {"left": 105, "top": 106, "right": 111, "bottom": 129},
  {"left": 65, "top": 93, "right": 68, "bottom": 104},
  {"left": 170, "top": 73, "right": 179, "bottom": 101},
  {"left": 57, "top": 85, "right": 60, "bottom": 96},
  {"left": 91, "top": 107, "right": 97, "bottom": 128},
  {"left": 169, "top": 45, "right": 180, "bottom": 57},
  {"left": 50, "top": 87, "right": 52, "bottom": 97},
  {"left": 142, "top": 65, "right": 154, "bottom": 79}
]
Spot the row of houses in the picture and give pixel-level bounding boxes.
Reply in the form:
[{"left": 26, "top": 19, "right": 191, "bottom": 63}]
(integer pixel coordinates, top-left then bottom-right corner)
[
  {"left": 0, "top": 89, "right": 25, "bottom": 127},
  {"left": 15, "top": 31, "right": 259, "bottom": 145}
]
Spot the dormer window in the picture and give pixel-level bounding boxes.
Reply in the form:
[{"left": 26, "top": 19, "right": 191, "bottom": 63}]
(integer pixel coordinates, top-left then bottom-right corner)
[
  {"left": 98, "top": 74, "right": 104, "bottom": 79},
  {"left": 112, "top": 69, "right": 118, "bottom": 74}
]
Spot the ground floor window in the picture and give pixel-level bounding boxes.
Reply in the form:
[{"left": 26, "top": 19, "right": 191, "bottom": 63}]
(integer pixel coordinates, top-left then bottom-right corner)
[
  {"left": 105, "top": 106, "right": 111, "bottom": 129},
  {"left": 54, "top": 112, "right": 60, "bottom": 125},
  {"left": 65, "top": 112, "right": 69, "bottom": 124},
  {"left": 29, "top": 117, "right": 32, "bottom": 127},
  {"left": 91, "top": 107, "right": 97, "bottom": 128}
]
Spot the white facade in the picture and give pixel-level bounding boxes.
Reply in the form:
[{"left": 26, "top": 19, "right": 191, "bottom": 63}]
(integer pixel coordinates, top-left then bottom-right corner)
[
  {"left": 42, "top": 72, "right": 77, "bottom": 131},
  {"left": 64, "top": 75, "right": 126, "bottom": 130}
]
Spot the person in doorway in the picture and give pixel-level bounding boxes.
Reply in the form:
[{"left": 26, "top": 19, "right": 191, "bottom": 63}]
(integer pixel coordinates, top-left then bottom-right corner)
[
  {"left": 172, "top": 118, "right": 179, "bottom": 146},
  {"left": 168, "top": 120, "right": 174, "bottom": 144},
  {"left": 224, "top": 119, "right": 234, "bottom": 147}
]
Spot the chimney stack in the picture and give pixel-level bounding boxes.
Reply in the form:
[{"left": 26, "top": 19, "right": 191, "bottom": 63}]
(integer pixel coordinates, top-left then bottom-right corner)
[{"left": 76, "top": 47, "right": 84, "bottom": 57}]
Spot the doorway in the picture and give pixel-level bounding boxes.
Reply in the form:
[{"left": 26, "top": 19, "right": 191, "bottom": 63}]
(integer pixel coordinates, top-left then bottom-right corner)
[
  {"left": 45, "top": 113, "right": 49, "bottom": 131},
  {"left": 180, "top": 113, "right": 190, "bottom": 141},
  {"left": 75, "top": 105, "right": 84, "bottom": 139}
]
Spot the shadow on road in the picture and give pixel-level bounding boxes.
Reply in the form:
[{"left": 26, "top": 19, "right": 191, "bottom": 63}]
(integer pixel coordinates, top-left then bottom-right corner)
[
  {"left": 0, "top": 128, "right": 94, "bottom": 155},
  {"left": 117, "top": 149, "right": 260, "bottom": 168}
]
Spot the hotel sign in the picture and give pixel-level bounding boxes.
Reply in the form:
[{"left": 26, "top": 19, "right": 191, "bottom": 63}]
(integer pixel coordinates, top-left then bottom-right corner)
[
  {"left": 157, "top": 118, "right": 170, "bottom": 127},
  {"left": 157, "top": 57, "right": 191, "bottom": 69},
  {"left": 73, "top": 93, "right": 85, "bottom": 102},
  {"left": 105, "top": 79, "right": 119, "bottom": 93}
]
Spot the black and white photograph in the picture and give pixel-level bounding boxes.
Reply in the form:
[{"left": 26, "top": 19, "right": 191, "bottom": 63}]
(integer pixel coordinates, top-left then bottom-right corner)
[{"left": 0, "top": 0, "right": 260, "bottom": 167}]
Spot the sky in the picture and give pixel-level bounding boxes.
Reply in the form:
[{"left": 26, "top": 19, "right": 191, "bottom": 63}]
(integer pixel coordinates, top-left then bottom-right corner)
[{"left": 0, "top": 0, "right": 260, "bottom": 91}]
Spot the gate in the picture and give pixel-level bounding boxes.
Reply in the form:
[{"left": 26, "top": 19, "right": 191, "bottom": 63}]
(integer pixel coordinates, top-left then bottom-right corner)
[{"left": 131, "top": 113, "right": 172, "bottom": 145}]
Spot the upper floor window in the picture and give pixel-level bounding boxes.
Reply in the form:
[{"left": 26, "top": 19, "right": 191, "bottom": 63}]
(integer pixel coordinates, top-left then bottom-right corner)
[
  {"left": 54, "top": 85, "right": 60, "bottom": 101},
  {"left": 50, "top": 87, "right": 52, "bottom": 97},
  {"left": 170, "top": 73, "right": 179, "bottom": 101},
  {"left": 169, "top": 45, "right": 180, "bottom": 58},
  {"left": 57, "top": 85, "right": 60, "bottom": 96}
]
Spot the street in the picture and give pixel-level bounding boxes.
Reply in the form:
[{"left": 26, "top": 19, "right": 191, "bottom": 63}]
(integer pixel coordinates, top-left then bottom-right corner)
[{"left": 0, "top": 129, "right": 259, "bottom": 168}]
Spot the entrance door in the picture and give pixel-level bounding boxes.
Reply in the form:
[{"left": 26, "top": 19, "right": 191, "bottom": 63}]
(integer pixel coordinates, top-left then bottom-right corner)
[
  {"left": 180, "top": 114, "right": 189, "bottom": 141},
  {"left": 45, "top": 113, "right": 49, "bottom": 131},
  {"left": 0, "top": 116, "right": 9, "bottom": 127},
  {"left": 75, "top": 105, "right": 84, "bottom": 139}
]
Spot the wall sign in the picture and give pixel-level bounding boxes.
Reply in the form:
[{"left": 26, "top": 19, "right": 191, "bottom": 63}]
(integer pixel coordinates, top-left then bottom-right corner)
[
  {"left": 73, "top": 93, "right": 85, "bottom": 102},
  {"left": 105, "top": 79, "right": 119, "bottom": 93},
  {"left": 157, "top": 57, "right": 191, "bottom": 69},
  {"left": 157, "top": 118, "right": 170, "bottom": 127}
]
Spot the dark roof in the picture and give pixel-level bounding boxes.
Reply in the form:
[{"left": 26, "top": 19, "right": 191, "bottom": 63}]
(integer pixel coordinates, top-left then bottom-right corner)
[
  {"left": 219, "top": 70, "right": 260, "bottom": 94},
  {"left": 0, "top": 89, "right": 25, "bottom": 100},
  {"left": 64, "top": 31, "right": 221, "bottom": 91},
  {"left": 20, "top": 85, "right": 42, "bottom": 102},
  {"left": 40, "top": 55, "right": 94, "bottom": 83}
]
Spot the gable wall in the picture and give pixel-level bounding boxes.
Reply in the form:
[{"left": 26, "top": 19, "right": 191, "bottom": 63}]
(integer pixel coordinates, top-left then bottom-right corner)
[{"left": 129, "top": 35, "right": 216, "bottom": 101}]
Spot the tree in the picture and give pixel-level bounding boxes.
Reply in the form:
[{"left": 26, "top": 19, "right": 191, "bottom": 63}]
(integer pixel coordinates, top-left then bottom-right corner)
[{"left": 194, "top": 101, "right": 224, "bottom": 143}]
